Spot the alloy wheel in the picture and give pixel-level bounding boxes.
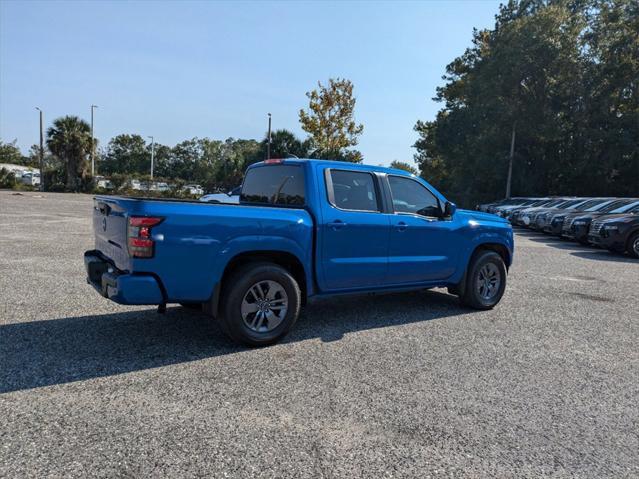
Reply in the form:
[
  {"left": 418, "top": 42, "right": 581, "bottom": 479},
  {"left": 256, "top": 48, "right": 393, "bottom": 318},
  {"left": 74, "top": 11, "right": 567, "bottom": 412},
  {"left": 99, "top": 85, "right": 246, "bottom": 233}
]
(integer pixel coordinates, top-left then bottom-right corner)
[
  {"left": 476, "top": 263, "right": 501, "bottom": 301},
  {"left": 241, "top": 280, "right": 289, "bottom": 333}
]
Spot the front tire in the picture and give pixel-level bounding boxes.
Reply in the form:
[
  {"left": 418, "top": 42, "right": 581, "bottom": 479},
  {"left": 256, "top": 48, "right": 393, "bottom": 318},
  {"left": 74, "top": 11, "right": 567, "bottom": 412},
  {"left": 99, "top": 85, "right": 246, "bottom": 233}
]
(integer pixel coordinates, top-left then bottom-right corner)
[
  {"left": 460, "top": 251, "right": 507, "bottom": 310},
  {"left": 626, "top": 232, "right": 639, "bottom": 259},
  {"left": 219, "top": 262, "right": 301, "bottom": 346}
]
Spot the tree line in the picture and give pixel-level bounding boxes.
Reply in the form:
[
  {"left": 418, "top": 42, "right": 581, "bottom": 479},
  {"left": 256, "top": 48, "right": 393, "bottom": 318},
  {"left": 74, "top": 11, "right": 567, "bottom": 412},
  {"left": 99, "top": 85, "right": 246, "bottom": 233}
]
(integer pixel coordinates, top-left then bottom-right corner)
[
  {"left": 0, "top": 78, "right": 365, "bottom": 192},
  {"left": 414, "top": 0, "right": 638, "bottom": 207}
]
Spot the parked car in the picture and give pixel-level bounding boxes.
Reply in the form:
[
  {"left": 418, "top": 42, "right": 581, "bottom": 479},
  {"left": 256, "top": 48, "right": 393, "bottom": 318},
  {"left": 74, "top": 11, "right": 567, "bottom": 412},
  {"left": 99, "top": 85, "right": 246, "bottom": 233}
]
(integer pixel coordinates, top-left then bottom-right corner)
[
  {"left": 149, "top": 182, "right": 170, "bottom": 192},
  {"left": 183, "top": 184, "right": 204, "bottom": 196},
  {"left": 84, "top": 159, "right": 513, "bottom": 346},
  {"left": 493, "top": 198, "right": 539, "bottom": 217},
  {"left": 542, "top": 198, "right": 612, "bottom": 235},
  {"left": 587, "top": 204, "right": 639, "bottom": 257},
  {"left": 129, "top": 179, "right": 145, "bottom": 191},
  {"left": 95, "top": 177, "right": 114, "bottom": 190},
  {"left": 563, "top": 199, "right": 639, "bottom": 244},
  {"left": 200, "top": 186, "right": 241, "bottom": 204},
  {"left": 507, "top": 198, "right": 552, "bottom": 224},
  {"left": 530, "top": 198, "right": 590, "bottom": 231},
  {"left": 517, "top": 199, "right": 572, "bottom": 227},
  {"left": 21, "top": 172, "right": 41, "bottom": 186},
  {"left": 486, "top": 198, "right": 531, "bottom": 214}
]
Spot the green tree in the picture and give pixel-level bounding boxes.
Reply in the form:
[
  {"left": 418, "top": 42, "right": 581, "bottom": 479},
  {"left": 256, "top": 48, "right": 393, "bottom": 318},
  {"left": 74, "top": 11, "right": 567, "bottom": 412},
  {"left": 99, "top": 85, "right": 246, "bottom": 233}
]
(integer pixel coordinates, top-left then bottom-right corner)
[
  {"left": 216, "top": 138, "right": 260, "bottom": 188},
  {"left": 299, "top": 78, "right": 364, "bottom": 162},
  {"left": 27, "top": 144, "right": 57, "bottom": 170},
  {"left": 414, "top": 0, "right": 638, "bottom": 207},
  {"left": 389, "top": 160, "right": 418, "bottom": 175},
  {"left": 256, "top": 129, "right": 311, "bottom": 162},
  {"left": 46, "top": 116, "right": 94, "bottom": 191},
  {"left": 0, "top": 140, "right": 29, "bottom": 165},
  {"left": 101, "top": 134, "right": 149, "bottom": 175}
]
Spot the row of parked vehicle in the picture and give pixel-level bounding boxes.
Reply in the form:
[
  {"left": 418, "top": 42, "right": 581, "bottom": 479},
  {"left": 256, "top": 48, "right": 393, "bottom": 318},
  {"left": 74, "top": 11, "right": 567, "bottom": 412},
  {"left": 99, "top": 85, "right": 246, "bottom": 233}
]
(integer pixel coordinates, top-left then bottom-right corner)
[{"left": 477, "top": 196, "right": 639, "bottom": 258}]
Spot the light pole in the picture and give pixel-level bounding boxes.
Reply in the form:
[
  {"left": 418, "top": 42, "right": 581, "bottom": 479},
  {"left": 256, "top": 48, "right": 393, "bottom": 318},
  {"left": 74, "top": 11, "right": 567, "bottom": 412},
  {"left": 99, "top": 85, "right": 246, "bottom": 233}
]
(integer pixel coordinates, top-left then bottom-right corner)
[
  {"left": 505, "top": 79, "right": 530, "bottom": 198},
  {"left": 505, "top": 122, "right": 516, "bottom": 199},
  {"left": 35, "top": 107, "right": 44, "bottom": 191},
  {"left": 91, "top": 105, "right": 98, "bottom": 176},
  {"left": 267, "top": 113, "right": 272, "bottom": 160},
  {"left": 148, "top": 136, "right": 155, "bottom": 179}
]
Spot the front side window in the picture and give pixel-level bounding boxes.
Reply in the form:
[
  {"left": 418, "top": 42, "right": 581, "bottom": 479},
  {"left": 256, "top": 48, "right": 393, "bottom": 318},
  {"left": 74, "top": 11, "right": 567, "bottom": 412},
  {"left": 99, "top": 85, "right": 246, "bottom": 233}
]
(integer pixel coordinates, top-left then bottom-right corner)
[
  {"left": 240, "top": 165, "right": 305, "bottom": 206},
  {"left": 328, "top": 170, "right": 379, "bottom": 212},
  {"left": 388, "top": 176, "right": 440, "bottom": 217}
]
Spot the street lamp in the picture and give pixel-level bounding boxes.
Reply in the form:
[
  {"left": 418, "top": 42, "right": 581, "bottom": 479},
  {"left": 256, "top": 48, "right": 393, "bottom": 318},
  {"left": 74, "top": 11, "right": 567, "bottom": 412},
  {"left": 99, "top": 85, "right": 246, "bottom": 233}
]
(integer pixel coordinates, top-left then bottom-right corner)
[
  {"left": 35, "top": 107, "right": 44, "bottom": 191},
  {"left": 91, "top": 105, "right": 98, "bottom": 176},
  {"left": 505, "top": 79, "right": 531, "bottom": 198},
  {"left": 267, "top": 113, "right": 272, "bottom": 160},
  {"left": 147, "top": 136, "right": 155, "bottom": 179}
]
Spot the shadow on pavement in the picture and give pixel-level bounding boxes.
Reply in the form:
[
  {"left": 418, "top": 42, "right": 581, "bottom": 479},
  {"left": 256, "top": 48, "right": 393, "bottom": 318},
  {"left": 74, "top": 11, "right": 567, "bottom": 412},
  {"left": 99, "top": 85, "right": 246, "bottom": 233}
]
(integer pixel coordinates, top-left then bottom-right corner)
[
  {"left": 0, "top": 290, "right": 467, "bottom": 394},
  {"left": 516, "top": 229, "right": 636, "bottom": 261},
  {"left": 570, "top": 251, "right": 636, "bottom": 263}
]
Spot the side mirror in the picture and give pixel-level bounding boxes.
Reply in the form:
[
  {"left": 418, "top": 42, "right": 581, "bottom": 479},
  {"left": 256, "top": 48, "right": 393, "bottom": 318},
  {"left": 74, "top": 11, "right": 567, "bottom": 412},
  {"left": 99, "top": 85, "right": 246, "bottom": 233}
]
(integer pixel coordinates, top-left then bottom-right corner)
[{"left": 443, "top": 201, "right": 456, "bottom": 217}]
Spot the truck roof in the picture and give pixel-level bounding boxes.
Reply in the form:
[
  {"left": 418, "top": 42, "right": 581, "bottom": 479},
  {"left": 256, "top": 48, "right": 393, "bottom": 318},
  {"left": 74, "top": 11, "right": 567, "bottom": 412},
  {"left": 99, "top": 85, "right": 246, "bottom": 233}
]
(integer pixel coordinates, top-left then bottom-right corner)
[{"left": 249, "top": 158, "right": 417, "bottom": 177}]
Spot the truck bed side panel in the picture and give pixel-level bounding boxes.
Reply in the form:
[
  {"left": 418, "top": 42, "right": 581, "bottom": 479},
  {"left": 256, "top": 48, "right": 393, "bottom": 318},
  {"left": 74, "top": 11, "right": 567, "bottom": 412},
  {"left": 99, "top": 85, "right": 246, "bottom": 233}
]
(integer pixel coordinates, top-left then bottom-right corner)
[{"left": 93, "top": 196, "right": 313, "bottom": 302}]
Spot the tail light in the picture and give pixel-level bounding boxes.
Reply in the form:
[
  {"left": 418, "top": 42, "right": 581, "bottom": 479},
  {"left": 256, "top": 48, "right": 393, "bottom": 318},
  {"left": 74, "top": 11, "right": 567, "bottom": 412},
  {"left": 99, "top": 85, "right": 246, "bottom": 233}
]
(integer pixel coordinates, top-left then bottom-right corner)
[{"left": 128, "top": 216, "right": 163, "bottom": 258}]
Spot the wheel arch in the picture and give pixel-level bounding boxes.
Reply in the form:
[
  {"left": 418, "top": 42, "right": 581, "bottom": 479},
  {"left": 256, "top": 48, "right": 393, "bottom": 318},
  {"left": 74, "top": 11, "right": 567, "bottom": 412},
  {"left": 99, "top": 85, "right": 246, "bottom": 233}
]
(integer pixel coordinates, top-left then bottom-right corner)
[
  {"left": 625, "top": 228, "right": 639, "bottom": 255},
  {"left": 206, "top": 250, "right": 308, "bottom": 318},
  {"left": 471, "top": 242, "right": 512, "bottom": 270}
]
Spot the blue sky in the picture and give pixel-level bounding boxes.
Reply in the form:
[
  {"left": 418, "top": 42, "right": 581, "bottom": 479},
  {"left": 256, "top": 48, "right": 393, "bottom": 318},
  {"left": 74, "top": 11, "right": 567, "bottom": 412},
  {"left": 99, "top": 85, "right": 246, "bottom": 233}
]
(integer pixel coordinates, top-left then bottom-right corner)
[{"left": 0, "top": 0, "right": 501, "bottom": 166}]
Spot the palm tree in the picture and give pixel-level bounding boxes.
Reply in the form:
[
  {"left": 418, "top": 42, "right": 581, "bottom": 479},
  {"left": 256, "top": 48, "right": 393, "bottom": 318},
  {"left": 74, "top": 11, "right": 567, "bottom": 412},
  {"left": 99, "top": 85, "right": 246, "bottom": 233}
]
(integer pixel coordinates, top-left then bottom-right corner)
[{"left": 46, "top": 116, "right": 94, "bottom": 191}]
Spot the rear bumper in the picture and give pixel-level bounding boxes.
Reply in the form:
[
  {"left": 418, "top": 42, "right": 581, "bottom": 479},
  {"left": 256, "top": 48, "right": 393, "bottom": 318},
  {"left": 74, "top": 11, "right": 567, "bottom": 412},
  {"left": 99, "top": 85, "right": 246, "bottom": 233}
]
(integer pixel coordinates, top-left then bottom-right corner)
[{"left": 84, "top": 250, "right": 164, "bottom": 305}]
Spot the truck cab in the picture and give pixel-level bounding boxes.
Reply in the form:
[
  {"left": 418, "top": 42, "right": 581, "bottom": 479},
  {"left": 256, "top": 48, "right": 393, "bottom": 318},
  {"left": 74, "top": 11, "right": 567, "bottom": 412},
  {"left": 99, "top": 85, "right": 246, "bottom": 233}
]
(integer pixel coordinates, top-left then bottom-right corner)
[{"left": 85, "top": 159, "right": 513, "bottom": 346}]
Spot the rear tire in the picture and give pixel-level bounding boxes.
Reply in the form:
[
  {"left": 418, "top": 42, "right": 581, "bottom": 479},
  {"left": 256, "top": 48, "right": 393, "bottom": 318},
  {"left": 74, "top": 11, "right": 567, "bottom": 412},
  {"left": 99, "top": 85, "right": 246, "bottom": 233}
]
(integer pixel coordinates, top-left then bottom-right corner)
[
  {"left": 626, "top": 232, "right": 639, "bottom": 259},
  {"left": 460, "top": 251, "right": 507, "bottom": 310},
  {"left": 219, "top": 262, "right": 301, "bottom": 347}
]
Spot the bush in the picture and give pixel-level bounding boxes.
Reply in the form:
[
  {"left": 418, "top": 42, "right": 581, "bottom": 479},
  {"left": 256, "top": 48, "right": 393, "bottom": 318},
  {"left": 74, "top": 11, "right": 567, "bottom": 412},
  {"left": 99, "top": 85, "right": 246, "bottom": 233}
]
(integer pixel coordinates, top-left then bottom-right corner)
[{"left": 0, "top": 168, "right": 16, "bottom": 188}]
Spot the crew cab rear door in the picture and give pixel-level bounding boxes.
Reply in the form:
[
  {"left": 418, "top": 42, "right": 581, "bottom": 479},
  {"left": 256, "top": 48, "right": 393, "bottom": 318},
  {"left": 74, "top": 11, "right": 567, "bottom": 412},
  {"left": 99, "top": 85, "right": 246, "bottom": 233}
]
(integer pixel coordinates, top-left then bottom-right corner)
[{"left": 317, "top": 167, "right": 390, "bottom": 290}]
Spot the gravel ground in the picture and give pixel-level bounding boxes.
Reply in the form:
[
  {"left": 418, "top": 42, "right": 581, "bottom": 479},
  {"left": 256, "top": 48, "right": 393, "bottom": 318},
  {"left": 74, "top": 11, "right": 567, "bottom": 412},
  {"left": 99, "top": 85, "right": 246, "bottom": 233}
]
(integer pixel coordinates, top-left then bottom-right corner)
[{"left": 1, "top": 190, "right": 637, "bottom": 478}]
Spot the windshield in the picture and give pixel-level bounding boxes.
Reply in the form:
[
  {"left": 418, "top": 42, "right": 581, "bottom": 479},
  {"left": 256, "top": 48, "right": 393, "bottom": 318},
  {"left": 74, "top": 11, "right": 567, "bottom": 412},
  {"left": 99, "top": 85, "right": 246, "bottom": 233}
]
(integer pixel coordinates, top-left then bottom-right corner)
[
  {"left": 533, "top": 199, "right": 560, "bottom": 207},
  {"left": 583, "top": 199, "right": 612, "bottom": 211},
  {"left": 559, "top": 199, "right": 586, "bottom": 209},
  {"left": 549, "top": 199, "right": 572, "bottom": 208},
  {"left": 578, "top": 199, "right": 607, "bottom": 211},
  {"left": 610, "top": 200, "right": 639, "bottom": 214}
]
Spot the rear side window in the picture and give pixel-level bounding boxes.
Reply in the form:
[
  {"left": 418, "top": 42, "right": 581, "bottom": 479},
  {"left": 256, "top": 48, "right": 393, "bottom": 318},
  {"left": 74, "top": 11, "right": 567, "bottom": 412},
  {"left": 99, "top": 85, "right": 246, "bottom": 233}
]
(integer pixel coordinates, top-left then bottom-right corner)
[
  {"left": 328, "top": 170, "right": 379, "bottom": 212},
  {"left": 240, "top": 165, "right": 305, "bottom": 206}
]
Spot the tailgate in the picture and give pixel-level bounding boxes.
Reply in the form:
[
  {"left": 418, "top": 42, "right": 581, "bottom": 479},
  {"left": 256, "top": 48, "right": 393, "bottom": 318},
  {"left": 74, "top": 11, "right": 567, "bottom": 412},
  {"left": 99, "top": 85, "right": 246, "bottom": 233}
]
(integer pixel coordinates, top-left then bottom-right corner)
[{"left": 92, "top": 197, "right": 131, "bottom": 271}]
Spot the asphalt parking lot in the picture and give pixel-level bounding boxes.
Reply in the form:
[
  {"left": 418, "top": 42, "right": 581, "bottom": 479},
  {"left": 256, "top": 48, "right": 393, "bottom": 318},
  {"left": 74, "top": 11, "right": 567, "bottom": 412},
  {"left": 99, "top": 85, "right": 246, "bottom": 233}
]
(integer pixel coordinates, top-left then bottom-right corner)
[{"left": 1, "top": 190, "right": 638, "bottom": 478}]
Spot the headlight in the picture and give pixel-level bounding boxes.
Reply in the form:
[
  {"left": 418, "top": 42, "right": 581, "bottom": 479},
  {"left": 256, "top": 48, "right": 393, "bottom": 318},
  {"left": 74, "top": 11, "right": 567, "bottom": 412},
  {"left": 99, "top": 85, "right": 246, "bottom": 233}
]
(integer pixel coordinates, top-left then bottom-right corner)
[
  {"left": 603, "top": 225, "right": 620, "bottom": 231},
  {"left": 573, "top": 220, "right": 587, "bottom": 226}
]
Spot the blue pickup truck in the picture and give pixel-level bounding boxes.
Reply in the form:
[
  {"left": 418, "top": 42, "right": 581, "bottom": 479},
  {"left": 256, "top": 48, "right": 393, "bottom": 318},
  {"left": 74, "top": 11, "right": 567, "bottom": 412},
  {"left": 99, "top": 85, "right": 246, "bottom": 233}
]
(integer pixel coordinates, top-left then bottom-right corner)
[{"left": 85, "top": 159, "right": 513, "bottom": 345}]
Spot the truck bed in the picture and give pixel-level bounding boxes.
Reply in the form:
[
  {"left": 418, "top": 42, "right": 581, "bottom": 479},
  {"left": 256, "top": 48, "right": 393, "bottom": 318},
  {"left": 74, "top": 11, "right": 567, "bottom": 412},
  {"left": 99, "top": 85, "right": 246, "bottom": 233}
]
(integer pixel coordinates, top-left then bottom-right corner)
[{"left": 91, "top": 195, "right": 313, "bottom": 304}]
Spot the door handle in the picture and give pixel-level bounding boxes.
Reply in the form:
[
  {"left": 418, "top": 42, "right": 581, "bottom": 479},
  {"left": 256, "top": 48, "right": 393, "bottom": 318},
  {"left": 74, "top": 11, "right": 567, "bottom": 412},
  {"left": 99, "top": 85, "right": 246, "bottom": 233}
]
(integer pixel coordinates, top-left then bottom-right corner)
[
  {"left": 328, "top": 220, "right": 347, "bottom": 230},
  {"left": 396, "top": 221, "right": 408, "bottom": 232}
]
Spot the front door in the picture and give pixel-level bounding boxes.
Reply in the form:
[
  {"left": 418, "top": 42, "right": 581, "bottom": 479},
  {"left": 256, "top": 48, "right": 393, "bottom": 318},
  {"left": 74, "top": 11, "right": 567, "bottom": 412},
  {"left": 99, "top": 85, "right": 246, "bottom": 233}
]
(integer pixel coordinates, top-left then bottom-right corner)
[{"left": 385, "top": 175, "right": 457, "bottom": 284}]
